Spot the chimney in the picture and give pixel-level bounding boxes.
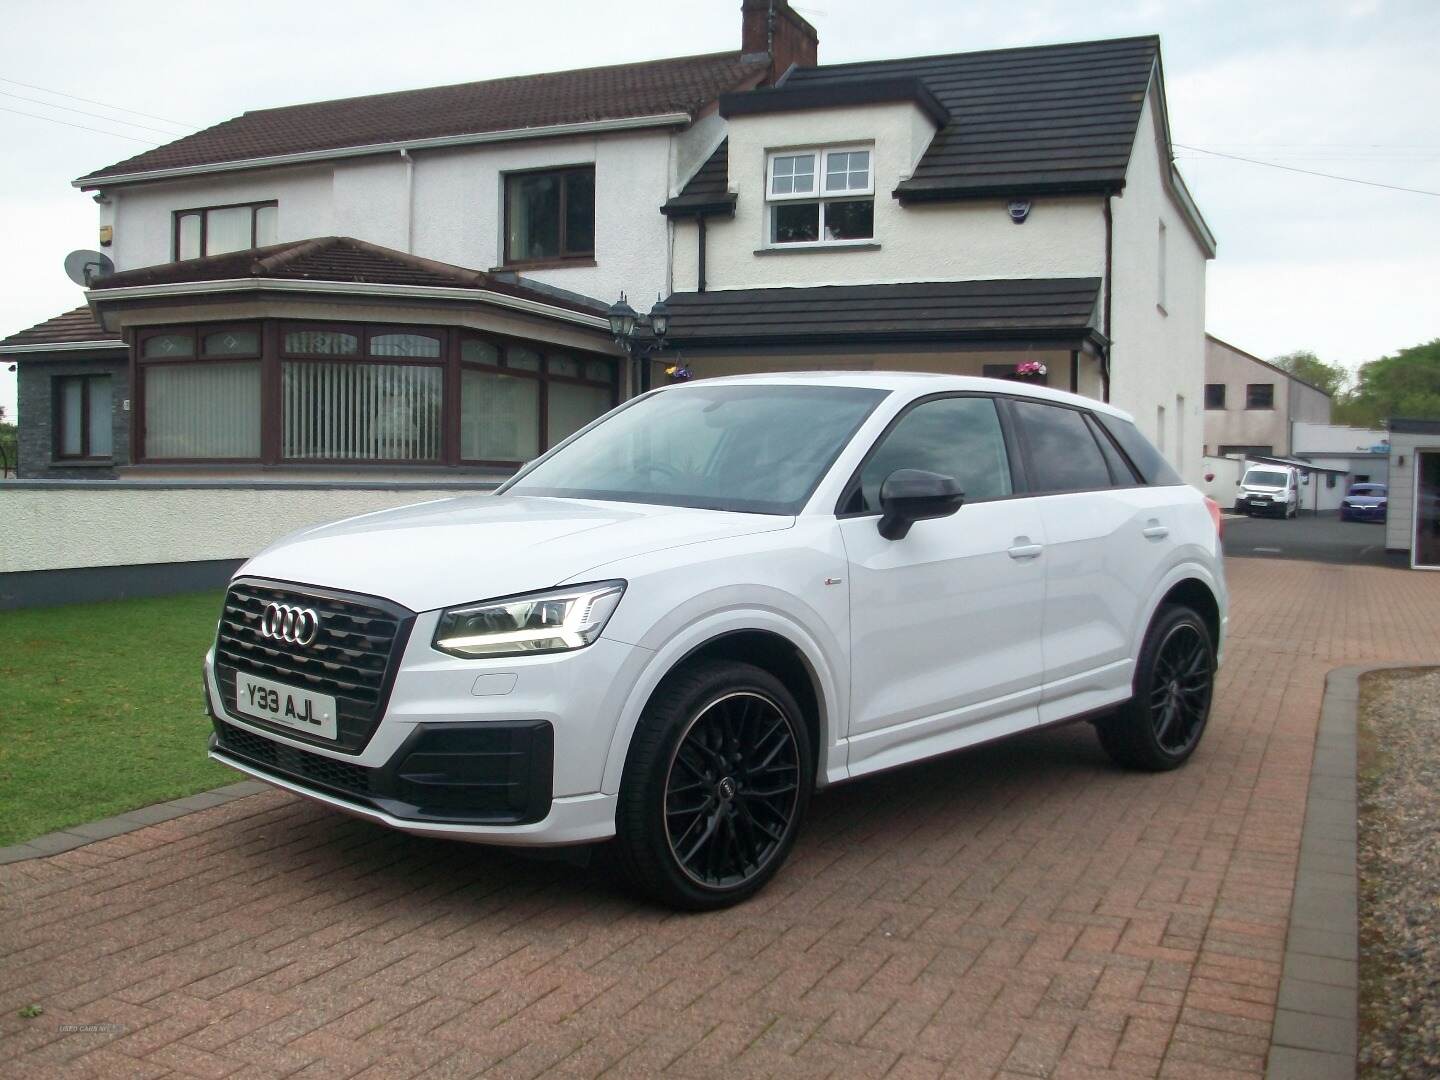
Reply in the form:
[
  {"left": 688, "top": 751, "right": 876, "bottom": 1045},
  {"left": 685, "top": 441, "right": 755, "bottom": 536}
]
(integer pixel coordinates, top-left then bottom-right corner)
[{"left": 741, "top": 0, "right": 819, "bottom": 85}]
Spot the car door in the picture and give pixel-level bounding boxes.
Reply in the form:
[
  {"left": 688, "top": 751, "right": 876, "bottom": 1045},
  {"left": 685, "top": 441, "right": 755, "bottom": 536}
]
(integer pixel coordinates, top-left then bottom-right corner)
[
  {"left": 837, "top": 394, "right": 1046, "bottom": 777},
  {"left": 1006, "top": 399, "right": 1178, "bottom": 723}
]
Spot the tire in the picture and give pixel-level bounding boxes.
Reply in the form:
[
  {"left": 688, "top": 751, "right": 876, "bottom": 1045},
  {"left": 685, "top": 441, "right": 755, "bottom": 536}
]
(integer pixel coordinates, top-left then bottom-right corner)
[
  {"left": 1097, "top": 605, "right": 1216, "bottom": 772},
  {"left": 614, "top": 659, "right": 814, "bottom": 910}
]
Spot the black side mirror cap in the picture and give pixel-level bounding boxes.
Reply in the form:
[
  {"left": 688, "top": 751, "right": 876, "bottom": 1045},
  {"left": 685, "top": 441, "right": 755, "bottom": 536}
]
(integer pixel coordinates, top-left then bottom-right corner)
[{"left": 877, "top": 469, "right": 965, "bottom": 540}]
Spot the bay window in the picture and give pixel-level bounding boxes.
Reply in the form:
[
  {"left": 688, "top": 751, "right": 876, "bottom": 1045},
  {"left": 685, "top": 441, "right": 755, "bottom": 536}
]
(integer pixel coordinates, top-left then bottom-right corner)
[
  {"left": 173, "top": 201, "right": 278, "bottom": 261},
  {"left": 134, "top": 320, "right": 616, "bottom": 468},
  {"left": 766, "top": 146, "right": 874, "bottom": 245}
]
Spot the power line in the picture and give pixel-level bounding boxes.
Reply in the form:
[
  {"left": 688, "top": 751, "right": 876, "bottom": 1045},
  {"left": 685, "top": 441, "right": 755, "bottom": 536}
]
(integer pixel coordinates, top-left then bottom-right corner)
[
  {"left": 0, "top": 104, "right": 159, "bottom": 144},
  {"left": 0, "top": 75, "right": 197, "bottom": 128},
  {"left": 1174, "top": 143, "right": 1440, "bottom": 197},
  {"left": 0, "top": 89, "right": 189, "bottom": 136}
]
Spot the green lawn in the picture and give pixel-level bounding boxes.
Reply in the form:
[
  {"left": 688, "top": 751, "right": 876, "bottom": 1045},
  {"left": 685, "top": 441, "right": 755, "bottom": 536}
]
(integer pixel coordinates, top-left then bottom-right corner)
[{"left": 0, "top": 591, "right": 233, "bottom": 846}]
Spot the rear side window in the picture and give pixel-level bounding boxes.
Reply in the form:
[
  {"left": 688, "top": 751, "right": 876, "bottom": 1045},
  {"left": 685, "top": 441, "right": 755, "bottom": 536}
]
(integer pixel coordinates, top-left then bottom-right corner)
[
  {"left": 1011, "top": 400, "right": 1112, "bottom": 493},
  {"left": 1093, "top": 412, "right": 1184, "bottom": 486},
  {"left": 849, "top": 395, "right": 1013, "bottom": 513}
]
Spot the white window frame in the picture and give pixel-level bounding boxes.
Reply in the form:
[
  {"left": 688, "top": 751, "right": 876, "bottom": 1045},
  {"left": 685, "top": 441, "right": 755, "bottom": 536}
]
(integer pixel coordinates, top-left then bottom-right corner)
[{"left": 765, "top": 145, "right": 876, "bottom": 248}]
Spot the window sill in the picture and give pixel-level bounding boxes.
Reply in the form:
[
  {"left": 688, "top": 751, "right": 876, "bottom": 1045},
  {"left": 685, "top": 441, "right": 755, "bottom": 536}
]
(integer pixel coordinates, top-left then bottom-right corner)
[
  {"left": 491, "top": 258, "right": 597, "bottom": 272},
  {"left": 49, "top": 458, "right": 115, "bottom": 468},
  {"left": 753, "top": 242, "right": 881, "bottom": 256}
]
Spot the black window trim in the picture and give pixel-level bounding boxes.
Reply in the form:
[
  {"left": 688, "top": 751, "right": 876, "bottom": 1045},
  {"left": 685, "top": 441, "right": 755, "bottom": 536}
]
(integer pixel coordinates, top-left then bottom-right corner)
[
  {"left": 834, "top": 390, "right": 1027, "bottom": 518},
  {"left": 1002, "top": 396, "right": 1133, "bottom": 498}
]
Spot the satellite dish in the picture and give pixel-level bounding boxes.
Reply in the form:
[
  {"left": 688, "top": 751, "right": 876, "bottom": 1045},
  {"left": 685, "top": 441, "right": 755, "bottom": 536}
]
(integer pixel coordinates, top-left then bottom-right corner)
[{"left": 64, "top": 249, "right": 115, "bottom": 287}]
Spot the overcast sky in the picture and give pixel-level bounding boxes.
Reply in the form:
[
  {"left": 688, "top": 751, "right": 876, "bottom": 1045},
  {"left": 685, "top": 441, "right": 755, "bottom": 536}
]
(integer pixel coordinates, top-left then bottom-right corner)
[{"left": 2, "top": 0, "right": 1438, "bottom": 421}]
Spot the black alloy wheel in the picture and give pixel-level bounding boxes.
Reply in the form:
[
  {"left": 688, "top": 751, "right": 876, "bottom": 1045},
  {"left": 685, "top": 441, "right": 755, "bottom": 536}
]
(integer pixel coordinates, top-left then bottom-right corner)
[
  {"left": 615, "top": 659, "right": 813, "bottom": 909},
  {"left": 1097, "top": 605, "right": 1216, "bottom": 771},
  {"left": 663, "top": 691, "right": 800, "bottom": 889},
  {"left": 1146, "top": 621, "right": 1212, "bottom": 756}
]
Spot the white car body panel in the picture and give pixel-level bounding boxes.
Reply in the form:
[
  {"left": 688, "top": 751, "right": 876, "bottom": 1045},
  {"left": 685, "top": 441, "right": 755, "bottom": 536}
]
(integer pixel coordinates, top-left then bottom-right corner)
[{"left": 205, "top": 372, "right": 1228, "bottom": 847}]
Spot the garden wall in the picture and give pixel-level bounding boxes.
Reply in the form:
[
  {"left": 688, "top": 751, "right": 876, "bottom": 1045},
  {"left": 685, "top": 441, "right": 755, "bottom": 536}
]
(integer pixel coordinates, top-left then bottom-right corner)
[{"left": 0, "top": 480, "right": 496, "bottom": 609}]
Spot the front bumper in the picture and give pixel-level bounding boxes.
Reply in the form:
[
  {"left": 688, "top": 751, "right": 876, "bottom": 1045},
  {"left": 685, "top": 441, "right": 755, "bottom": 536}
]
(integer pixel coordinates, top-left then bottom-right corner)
[
  {"left": 1342, "top": 503, "right": 1386, "bottom": 520},
  {"left": 210, "top": 737, "right": 617, "bottom": 844},
  {"left": 1236, "top": 495, "right": 1283, "bottom": 513}
]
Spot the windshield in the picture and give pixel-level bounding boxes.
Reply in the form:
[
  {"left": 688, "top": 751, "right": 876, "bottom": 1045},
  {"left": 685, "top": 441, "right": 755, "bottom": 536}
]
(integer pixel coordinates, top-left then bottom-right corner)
[
  {"left": 1348, "top": 484, "right": 1386, "bottom": 496},
  {"left": 502, "top": 383, "right": 888, "bottom": 514},
  {"left": 1243, "top": 469, "right": 1289, "bottom": 488}
]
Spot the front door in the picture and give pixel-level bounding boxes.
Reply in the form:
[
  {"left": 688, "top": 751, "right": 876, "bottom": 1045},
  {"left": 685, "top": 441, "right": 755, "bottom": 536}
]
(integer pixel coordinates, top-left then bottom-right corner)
[
  {"left": 838, "top": 394, "right": 1046, "bottom": 778},
  {"left": 1415, "top": 450, "right": 1440, "bottom": 570}
]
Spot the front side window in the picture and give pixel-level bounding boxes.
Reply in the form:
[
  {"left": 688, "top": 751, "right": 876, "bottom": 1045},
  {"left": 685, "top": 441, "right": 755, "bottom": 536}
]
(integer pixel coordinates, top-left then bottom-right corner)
[
  {"left": 504, "top": 166, "right": 595, "bottom": 264},
  {"left": 1246, "top": 383, "right": 1275, "bottom": 410},
  {"left": 766, "top": 146, "right": 874, "bottom": 245},
  {"left": 1012, "top": 400, "right": 1113, "bottom": 493},
  {"left": 1205, "top": 383, "right": 1226, "bottom": 409},
  {"left": 505, "top": 384, "right": 887, "bottom": 515},
  {"left": 54, "top": 374, "right": 113, "bottom": 459},
  {"left": 848, "top": 396, "right": 1012, "bottom": 513},
  {"left": 173, "top": 201, "right": 277, "bottom": 260}
]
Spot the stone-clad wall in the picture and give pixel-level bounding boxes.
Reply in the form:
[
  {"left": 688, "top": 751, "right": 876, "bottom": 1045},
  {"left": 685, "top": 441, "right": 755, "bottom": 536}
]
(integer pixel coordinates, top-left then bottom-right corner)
[{"left": 16, "top": 354, "right": 131, "bottom": 478}]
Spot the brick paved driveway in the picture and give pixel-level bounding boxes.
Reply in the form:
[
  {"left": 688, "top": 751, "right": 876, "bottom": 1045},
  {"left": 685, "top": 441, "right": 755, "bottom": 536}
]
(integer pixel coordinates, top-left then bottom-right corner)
[{"left": 4, "top": 558, "right": 1438, "bottom": 1080}]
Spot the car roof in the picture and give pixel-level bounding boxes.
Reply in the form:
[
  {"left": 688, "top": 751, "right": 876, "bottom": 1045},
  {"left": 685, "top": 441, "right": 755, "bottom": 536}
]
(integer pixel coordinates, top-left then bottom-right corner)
[{"left": 660, "top": 370, "right": 1136, "bottom": 422}]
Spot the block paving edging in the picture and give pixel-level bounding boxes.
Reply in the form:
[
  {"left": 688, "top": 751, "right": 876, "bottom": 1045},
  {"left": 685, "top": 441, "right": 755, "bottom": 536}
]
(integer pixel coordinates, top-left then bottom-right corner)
[
  {"left": 1265, "top": 662, "right": 1424, "bottom": 1080},
  {"left": 0, "top": 781, "right": 269, "bottom": 865}
]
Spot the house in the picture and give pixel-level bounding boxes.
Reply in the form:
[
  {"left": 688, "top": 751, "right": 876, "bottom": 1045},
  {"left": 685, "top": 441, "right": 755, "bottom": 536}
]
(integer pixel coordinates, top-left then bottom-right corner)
[
  {"left": 1291, "top": 420, "right": 1390, "bottom": 487},
  {"left": 2, "top": 1, "right": 1214, "bottom": 489},
  {"left": 659, "top": 26, "right": 1215, "bottom": 482},
  {"left": 1384, "top": 419, "right": 1440, "bottom": 568},
  {"left": 1203, "top": 334, "right": 1331, "bottom": 458}
]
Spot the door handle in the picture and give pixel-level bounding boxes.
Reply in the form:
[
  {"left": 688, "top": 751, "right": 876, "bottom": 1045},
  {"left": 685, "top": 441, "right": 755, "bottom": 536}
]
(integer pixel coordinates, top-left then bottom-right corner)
[
  {"left": 1007, "top": 542, "right": 1044, "bottom": 560},
  {"left": 1142, "top": 524, "right": 1169, "bottom": 539}
]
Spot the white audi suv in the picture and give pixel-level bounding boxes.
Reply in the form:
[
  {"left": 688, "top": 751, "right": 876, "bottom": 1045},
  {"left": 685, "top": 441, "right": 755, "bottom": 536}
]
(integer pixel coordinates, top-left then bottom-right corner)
[{"left": 206, "top": 373, "right": 1227, "bottom": 909}]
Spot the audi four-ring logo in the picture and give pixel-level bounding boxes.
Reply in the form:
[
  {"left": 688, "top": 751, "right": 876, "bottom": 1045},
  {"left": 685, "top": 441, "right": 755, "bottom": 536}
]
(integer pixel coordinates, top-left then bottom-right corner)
[{"left": 260, "top": 603, "right": 321, "bottom": 646}]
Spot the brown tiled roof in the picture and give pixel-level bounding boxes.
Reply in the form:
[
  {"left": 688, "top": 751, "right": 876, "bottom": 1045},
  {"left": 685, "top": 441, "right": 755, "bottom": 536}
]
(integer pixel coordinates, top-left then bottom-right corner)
[
  {"left": 0, "top": 306, "right": 122, "bottom": 351},
  {"left": 79, "top": 52, "right": 768, "bottom": 185},
  {"left": 87, "top": 237, "right": 608, "bottom": 316}
]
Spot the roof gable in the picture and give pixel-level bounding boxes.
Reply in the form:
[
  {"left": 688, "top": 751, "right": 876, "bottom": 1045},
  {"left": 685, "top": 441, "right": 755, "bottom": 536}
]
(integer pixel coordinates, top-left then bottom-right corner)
[
  {"left": 766, "top": 36, "right": 1160, "bottom": 200},
  {"left": 78, "top": 52, "right": 768, "bottom": 186}
]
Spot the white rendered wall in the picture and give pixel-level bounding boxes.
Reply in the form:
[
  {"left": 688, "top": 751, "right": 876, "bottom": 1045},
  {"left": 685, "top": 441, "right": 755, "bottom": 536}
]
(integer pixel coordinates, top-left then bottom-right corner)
[
  {"left": 1107, "top": 88, "right": 1209, "bottom": 485},
  {"left": 674, "top": 102, "right": 1108, "bottom": 293},
  {"left": 0, "top": 487, "right": 478, "bottom": 573},
  {"left": 104, "top": 129, "right": 677, "bottom": 308}
]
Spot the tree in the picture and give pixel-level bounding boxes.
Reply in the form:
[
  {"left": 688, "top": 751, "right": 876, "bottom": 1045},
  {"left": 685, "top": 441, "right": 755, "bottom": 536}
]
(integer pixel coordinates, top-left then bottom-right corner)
[
  {"left": 0, "top": 404, "right": 16, "bottom": 479},
  {"left": 1338, "top": 339, "right": 1440, "bottom": 427},
  {"left": 1270, "top": 350, "right": 1350, "bottom": 398}
]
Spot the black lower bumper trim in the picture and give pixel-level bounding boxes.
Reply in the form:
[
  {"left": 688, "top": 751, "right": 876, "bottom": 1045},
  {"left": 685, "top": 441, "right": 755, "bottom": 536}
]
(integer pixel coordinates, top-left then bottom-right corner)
[{"left": 211, "top": 717, "right": 554, "bottom": 825}]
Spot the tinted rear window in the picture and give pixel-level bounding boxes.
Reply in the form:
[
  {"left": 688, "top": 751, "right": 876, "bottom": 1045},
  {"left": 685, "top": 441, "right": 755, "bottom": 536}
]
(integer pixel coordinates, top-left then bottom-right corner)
[
  {"left": 1093, "top": 412, "right": 1184, "bottom": 486},
  {"left": 1011, "top": 400, "right": 1113, "bottom": 493}
]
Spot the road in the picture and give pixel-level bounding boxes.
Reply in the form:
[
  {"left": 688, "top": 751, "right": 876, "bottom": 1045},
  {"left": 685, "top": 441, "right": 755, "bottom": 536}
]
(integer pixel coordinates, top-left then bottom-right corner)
[{"left": 1222, "top": 508, "right": 1402, "bottom": 566}]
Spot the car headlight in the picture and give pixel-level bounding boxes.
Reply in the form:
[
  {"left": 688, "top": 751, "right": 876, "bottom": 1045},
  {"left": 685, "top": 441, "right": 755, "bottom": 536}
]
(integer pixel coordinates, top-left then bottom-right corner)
[{"left": 432, "top": 581, "right": 626, "bottom": 659}]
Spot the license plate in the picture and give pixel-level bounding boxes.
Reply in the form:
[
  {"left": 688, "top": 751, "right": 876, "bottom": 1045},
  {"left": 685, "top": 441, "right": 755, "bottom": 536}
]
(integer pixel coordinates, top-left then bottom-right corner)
[{"left": 234, "top": 672, "right": 338, "bottom": 740}]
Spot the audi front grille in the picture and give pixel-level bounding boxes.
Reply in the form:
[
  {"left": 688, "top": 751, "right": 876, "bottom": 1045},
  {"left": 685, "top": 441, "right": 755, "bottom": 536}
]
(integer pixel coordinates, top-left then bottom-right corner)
[{"left": 214, "top": 578, "right": 414, "bottom": 752}]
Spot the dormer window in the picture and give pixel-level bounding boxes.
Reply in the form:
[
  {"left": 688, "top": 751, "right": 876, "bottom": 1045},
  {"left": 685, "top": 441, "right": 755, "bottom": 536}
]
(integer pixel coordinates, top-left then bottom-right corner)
[{"left": 765, "top": 146, "right": 874, "bottom": 245}]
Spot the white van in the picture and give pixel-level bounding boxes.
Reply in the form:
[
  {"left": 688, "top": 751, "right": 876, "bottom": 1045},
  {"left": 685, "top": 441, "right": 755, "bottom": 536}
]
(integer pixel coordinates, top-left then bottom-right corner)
[{"left": 1235, "top": 464, "right": 1299, "bottom": 518}]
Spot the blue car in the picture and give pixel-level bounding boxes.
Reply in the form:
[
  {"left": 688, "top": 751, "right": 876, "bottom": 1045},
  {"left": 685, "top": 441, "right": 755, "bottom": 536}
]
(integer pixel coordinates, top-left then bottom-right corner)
[{"left": 1339, "top": 483, "right": 1387, "bottom": 522}]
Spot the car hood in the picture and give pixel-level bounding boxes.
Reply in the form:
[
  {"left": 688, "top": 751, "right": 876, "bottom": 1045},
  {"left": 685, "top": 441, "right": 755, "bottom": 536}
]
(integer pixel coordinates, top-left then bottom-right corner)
[
  {"left": 1344, "top": 495, "right": 1386, "bottom": 505},
  {"left": 238, "top": 494, "right": 793, "bottom": 612}
]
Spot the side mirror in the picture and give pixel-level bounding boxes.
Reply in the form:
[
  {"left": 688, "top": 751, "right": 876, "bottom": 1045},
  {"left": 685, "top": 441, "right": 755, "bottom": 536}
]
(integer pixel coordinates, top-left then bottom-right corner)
[{"left": 877, "top": 469, "right": 965, "bottom": 540}]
